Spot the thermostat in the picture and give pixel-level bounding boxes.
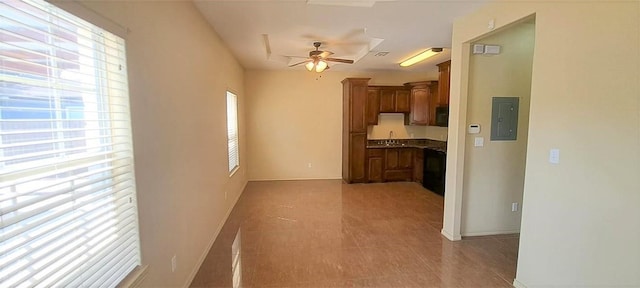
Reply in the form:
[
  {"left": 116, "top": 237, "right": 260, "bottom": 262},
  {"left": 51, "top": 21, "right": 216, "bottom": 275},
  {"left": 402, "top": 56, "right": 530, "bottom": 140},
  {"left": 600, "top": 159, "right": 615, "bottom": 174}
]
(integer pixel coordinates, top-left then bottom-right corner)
[{"left": 468, "top": 124, "right": 481, "bottom": 134}]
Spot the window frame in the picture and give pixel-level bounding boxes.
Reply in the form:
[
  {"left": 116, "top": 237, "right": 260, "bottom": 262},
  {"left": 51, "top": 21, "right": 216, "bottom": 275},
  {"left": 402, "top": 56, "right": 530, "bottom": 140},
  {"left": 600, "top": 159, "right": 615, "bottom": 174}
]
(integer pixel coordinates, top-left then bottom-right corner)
[
  {"left": 0, "top": 0, "right": 141, "bottom": 286},
  {"left": 226, "top": 91, "right": 239, "bottom": 176}
]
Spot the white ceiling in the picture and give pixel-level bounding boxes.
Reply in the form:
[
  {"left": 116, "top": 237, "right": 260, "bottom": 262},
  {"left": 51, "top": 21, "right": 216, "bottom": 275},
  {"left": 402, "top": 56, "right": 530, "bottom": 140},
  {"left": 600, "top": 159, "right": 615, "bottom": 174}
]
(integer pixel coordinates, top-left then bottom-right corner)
[{"left": 194, "top": 0, "right": 487, "bottom": 72}]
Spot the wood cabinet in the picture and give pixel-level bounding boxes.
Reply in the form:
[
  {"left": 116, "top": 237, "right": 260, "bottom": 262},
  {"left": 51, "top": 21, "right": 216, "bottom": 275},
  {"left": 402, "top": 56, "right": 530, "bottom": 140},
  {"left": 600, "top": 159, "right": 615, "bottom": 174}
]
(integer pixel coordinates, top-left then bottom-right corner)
[
  {"left": 366, "top": 149, "right": 383, "bottom": 182},
  {"left": 383, "top": 148, "right": 413, "bottom": 182},
  {"left": 437, "top": 60, "right": 451, "bottom": 107},
  {"left": 395, "top": 90, "right": 411, "bottom": 112},
  {"left": 366, "top": 88, "right": 380, "bottom": 125},
  {"left": 377, "top": 87, "right": 411, "bottom": 113},
  {"left": 413, "top": 148, "right": 424, "bottom": 184},
  {"left": 366, "top": 147, "right": 426, "bottom": 184},
  {"left": 342, "top": 78, "right": 370, "bottom": 183},
  {"left": 349, "top": 133, "right": 367, "bottom": 182},
  {"left": 405, "top": 81, "right": 438, "bottom": 126}
]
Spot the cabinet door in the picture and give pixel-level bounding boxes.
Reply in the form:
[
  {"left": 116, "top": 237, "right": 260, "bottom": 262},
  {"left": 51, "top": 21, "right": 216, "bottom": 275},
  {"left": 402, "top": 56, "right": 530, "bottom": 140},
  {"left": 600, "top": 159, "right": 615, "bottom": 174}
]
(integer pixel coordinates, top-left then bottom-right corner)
[
  {"left": 385, "top": 149, "right": 399, "bottom": 170},
  {"left": 410, "top": 87, "right": 429, "bottom": 125},
  {"left": 350, "top": 84, "right": 368, "bottom": 133},
  {"left": 437, "top": 60, "right": 451, "bottom": 106},
  {"left": 413, "top": 149, "right": 424, "bottom": 183},
  {"left": 366, "top": 88, "right": 380, "bottom": 125},
  {"left": 350, "top": 133, "right": 367, "bottom": 183},
  {"left": 367, "top": 157, "right": 383, "bottom": 182},
  {"left": 395, "top": 90, "right": 411, "bottom": 113},
  {"left": 428, "top": 83, "right": 439, "bottom": 126},
  {"left": 398, "top": 149, "right": 413, "bottom": 169},
  {"left": 379, "top": 89, "right": 395, "bottom": 113}
]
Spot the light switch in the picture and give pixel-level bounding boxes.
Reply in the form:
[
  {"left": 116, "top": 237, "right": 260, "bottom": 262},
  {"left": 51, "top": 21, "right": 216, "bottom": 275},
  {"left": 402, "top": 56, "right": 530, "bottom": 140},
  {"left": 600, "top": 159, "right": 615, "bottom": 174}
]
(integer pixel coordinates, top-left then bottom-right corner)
[
  {"left": 549, "top": 149, "right": 560, "bottom": 164},
  {"left": 474, "top": 137, "right": 484, "bottom": 147}
]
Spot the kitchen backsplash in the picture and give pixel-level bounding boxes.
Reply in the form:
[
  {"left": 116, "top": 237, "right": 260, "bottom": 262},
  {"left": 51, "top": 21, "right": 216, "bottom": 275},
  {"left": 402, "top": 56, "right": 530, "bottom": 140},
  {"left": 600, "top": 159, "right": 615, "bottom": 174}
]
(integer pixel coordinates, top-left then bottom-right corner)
[{"left": 368, "top": 113, "right": 448, "bottom": 141}]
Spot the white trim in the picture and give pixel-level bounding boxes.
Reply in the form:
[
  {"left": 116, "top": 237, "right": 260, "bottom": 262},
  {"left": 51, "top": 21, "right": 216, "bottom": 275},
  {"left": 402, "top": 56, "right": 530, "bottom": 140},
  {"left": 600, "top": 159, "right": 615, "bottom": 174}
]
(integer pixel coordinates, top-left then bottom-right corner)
[
  {"left": 248, "top": 177, "right": 342, "bottom": 181},
  {"left": 229, "top": 165, "right": 240, "bottom": 177},
  {"left": 441, "top": 229, "right": 462, "bottom": 241},
  {"left": 513, "top": 278, "right": 528, "bottom": 288},
  {"left": 116, "top": 265, "right": 148, "bottom": 288},
  {"left": 461, "top": 230, "right": 521, "bottom": 237},
  {"left": 46, "top": 0, "right": 128, "bottom": 38},
  {"left": 183, "top": 180, "right": 247, "bottom": 288}
]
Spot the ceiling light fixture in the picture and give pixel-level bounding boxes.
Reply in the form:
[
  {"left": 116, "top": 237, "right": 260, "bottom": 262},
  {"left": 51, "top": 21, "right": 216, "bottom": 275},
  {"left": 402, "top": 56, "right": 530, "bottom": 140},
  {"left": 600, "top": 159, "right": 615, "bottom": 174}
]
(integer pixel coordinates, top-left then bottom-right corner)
[
  {"left": 400, "top": 47, "right": 443, "bottom": 67},
  {"left": 305, "top": 59, "right": 328, "bottom": 72}
]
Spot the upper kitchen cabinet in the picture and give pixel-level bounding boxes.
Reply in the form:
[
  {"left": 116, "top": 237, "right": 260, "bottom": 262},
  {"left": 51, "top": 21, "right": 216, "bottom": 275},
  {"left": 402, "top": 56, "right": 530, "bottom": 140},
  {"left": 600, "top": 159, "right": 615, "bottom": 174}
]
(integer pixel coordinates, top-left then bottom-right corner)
[
  {"left": 377, "top": 87, "right": 411, "bottom": 113},
  {"left": 405, "top": 81, "right": 438, "bottom": 126},
  {"left": 437, "top": 60, "right": 451, "bottom": 107},
  {"left": 343, "top": 78, "right": 369, "bottom": 133},
  {"left": 366, "top": 87, "right": 380, "bottom": 125}
]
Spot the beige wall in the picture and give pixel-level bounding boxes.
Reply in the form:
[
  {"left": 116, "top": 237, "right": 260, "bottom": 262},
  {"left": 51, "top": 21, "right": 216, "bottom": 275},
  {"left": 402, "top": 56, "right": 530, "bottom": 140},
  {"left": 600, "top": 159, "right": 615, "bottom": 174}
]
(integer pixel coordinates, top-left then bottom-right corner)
[
  {"left": 461, "top": 22, "right": 534, "bottom": 236},
  {"left": 368, "top": 113, "right": 448, "bottom": 141},
  {"left": 245, "top": 70, "right": 438, "bottom": 180},
  {"left": 445, "top": 1, "right": 640, "bottom": 287},
  {"left": 74, "top": 1, "right": 247, "bottom": 287}
]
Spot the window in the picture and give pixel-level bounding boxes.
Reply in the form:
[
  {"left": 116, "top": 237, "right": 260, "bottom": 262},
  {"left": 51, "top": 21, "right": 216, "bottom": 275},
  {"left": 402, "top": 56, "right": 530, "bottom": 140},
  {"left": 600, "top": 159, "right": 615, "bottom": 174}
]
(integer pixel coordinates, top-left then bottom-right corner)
[
  {"left": 226, "top": 91, "right": 239, "bottom": 174},
  {"left": 1, "top": 0, "right": 141, "bottom": 286}
]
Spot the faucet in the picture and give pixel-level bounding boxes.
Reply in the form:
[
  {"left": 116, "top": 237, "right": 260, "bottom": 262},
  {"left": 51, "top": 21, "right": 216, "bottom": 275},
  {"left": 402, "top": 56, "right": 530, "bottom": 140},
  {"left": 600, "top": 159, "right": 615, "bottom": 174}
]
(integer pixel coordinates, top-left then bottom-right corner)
[{"left": 386, "top": 130, "right": 395, "bottom": 145}]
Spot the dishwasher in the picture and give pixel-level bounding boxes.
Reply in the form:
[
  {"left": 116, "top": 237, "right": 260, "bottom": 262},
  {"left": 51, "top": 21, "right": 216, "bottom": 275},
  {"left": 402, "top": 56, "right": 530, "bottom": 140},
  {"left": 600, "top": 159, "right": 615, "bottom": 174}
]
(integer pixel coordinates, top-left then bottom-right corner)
[{"left": 423, "top": 148, "right": 446, "bottom": 195}]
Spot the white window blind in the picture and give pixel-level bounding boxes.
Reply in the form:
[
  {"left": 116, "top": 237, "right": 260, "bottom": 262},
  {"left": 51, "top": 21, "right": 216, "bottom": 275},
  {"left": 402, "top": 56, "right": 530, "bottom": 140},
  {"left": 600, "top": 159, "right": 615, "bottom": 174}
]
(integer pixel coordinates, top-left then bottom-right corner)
[
  {"left": 0, "top": 0, "right": 141, "bottom": 287},
  {"left": 226, "top": 91, "right": 239, "bottom": 174}
]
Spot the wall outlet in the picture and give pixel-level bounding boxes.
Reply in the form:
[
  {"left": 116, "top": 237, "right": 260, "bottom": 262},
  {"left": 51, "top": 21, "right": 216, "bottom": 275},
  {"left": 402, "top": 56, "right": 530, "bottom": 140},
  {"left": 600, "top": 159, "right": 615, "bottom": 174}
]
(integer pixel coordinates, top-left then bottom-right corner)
[
  {"left": 410, "top": 133, "right": 414, "bottom": 138},
  {"left": 171, "top": 255, "right": 177, "bottom": 272},
  {"left": 307, "top": 163, "right": 312, "bottom": 168},
  {"left": 224, "top": 191, "right": 228, "bottom": 200},
  {"left": 511, "top": 202, "right": 519, "bottom": 212}
]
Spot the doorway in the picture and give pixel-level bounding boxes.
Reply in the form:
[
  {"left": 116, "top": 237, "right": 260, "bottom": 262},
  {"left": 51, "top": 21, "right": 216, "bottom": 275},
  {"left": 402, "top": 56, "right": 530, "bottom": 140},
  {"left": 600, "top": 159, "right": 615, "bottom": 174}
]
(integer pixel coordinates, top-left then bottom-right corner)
[{"left": 460, "top": 19, "right": 536, "bottom": 236}]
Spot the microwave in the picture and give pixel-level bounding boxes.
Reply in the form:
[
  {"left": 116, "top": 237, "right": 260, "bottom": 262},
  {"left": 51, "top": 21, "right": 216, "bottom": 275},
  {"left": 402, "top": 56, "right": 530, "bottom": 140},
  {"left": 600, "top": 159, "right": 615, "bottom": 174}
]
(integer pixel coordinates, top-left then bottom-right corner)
[{"left": 435, "top": 106, "right": 449, "bottom": 127}]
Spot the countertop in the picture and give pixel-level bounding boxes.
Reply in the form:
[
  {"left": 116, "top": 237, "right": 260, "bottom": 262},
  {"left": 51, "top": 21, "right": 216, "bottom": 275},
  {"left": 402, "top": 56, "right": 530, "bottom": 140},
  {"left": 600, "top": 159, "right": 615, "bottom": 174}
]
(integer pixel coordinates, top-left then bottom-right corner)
[{"left": 366, "top": 139, "right": 447, "bottom": 153}]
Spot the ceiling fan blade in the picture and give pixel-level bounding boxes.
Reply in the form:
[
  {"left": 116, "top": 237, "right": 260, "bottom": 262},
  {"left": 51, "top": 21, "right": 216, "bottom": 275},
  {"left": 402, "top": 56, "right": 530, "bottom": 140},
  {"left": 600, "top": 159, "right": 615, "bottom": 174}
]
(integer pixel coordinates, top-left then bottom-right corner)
[
  {"left": 319, "top": 51, "right": 334, "bottom": 58},
  {"left": 288, "top": 59, "right": 312, "bottom": 67},
  {"left": 325, "top": 58, "right": 354, "bottom": 64}
]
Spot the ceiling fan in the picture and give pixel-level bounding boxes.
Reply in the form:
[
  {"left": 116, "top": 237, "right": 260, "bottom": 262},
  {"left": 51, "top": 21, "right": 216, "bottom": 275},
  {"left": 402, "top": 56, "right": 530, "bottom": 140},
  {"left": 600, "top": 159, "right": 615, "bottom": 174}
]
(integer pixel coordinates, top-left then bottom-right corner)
[{"left": 289, "top": 42, "right": 354, "bottom": 72}]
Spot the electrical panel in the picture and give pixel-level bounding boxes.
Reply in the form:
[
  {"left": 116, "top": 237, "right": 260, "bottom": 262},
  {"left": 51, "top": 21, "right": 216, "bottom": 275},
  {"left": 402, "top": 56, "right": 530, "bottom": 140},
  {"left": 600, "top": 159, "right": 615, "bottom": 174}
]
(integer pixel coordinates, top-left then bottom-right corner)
[{"left": 491, "top": 97, "right": 519, "bottom": 141}]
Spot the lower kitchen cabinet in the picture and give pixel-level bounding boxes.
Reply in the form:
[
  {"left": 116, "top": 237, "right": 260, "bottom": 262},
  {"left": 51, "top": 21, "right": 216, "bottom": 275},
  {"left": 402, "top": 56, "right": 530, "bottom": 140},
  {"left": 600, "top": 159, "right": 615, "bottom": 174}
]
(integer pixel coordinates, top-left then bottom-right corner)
[
  {"left": 366, "top": 147, "right": 423, "bottom": 183},
  {"left": 366, "top": 149, "right": 383, "bottom": 182},
  {"left": 384, "top": 170, "right": 413, "bottom": 182},
  {"left": 383, "top": 148, "right": 413, "bottom": 182},
  {"left": 413, "top": 148, "right": 424, "bottom": 184},
  {"left": 347, "top": 133, "right": 367, "bottom": 183}
]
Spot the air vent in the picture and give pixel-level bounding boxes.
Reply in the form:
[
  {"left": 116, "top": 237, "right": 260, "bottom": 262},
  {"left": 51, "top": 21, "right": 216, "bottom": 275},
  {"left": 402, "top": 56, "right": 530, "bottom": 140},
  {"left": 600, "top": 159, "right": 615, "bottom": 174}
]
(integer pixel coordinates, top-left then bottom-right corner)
[{"left": 374, "top": 52, "right": 389, "bottom": 57}]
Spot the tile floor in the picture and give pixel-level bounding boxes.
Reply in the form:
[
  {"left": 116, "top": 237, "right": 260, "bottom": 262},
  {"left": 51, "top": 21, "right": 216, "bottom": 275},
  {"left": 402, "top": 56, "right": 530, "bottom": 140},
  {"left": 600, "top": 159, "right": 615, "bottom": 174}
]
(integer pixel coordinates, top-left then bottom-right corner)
[{"left": 190, "top": 180, "right": 519, "bottom": 287}]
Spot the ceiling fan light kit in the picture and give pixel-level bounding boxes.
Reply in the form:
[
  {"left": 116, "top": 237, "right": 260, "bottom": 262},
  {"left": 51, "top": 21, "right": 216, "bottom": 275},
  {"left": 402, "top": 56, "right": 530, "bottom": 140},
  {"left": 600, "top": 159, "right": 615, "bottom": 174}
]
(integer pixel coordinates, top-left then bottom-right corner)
[
  {"left": 306, "top": 59, "right": 329, "bottom": 72},
  {"left": 400, "top": 47, "right": 443, "bottom": 67},
  {"left": 290, "top": 42, "right": 354, "bottom": 73}
]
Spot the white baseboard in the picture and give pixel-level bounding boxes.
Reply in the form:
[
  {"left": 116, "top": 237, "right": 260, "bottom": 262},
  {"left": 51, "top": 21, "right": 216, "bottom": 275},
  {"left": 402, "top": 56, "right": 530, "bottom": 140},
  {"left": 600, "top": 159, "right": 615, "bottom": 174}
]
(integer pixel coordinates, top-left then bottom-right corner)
[
  {"left": 513, "top": 278, "right": 528, "bottom": 288},
  {"left": 441, "top": 229, "right": 462, "bottom": 241},
  {"left": 182, "top": 180, "right": 247, "bottom": 288},
  {"left": 248, "top": 177, "right": 342, "bottom": 181},
  {"left": 461, "top": 230, "right": 520, "bottom": 237}
]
